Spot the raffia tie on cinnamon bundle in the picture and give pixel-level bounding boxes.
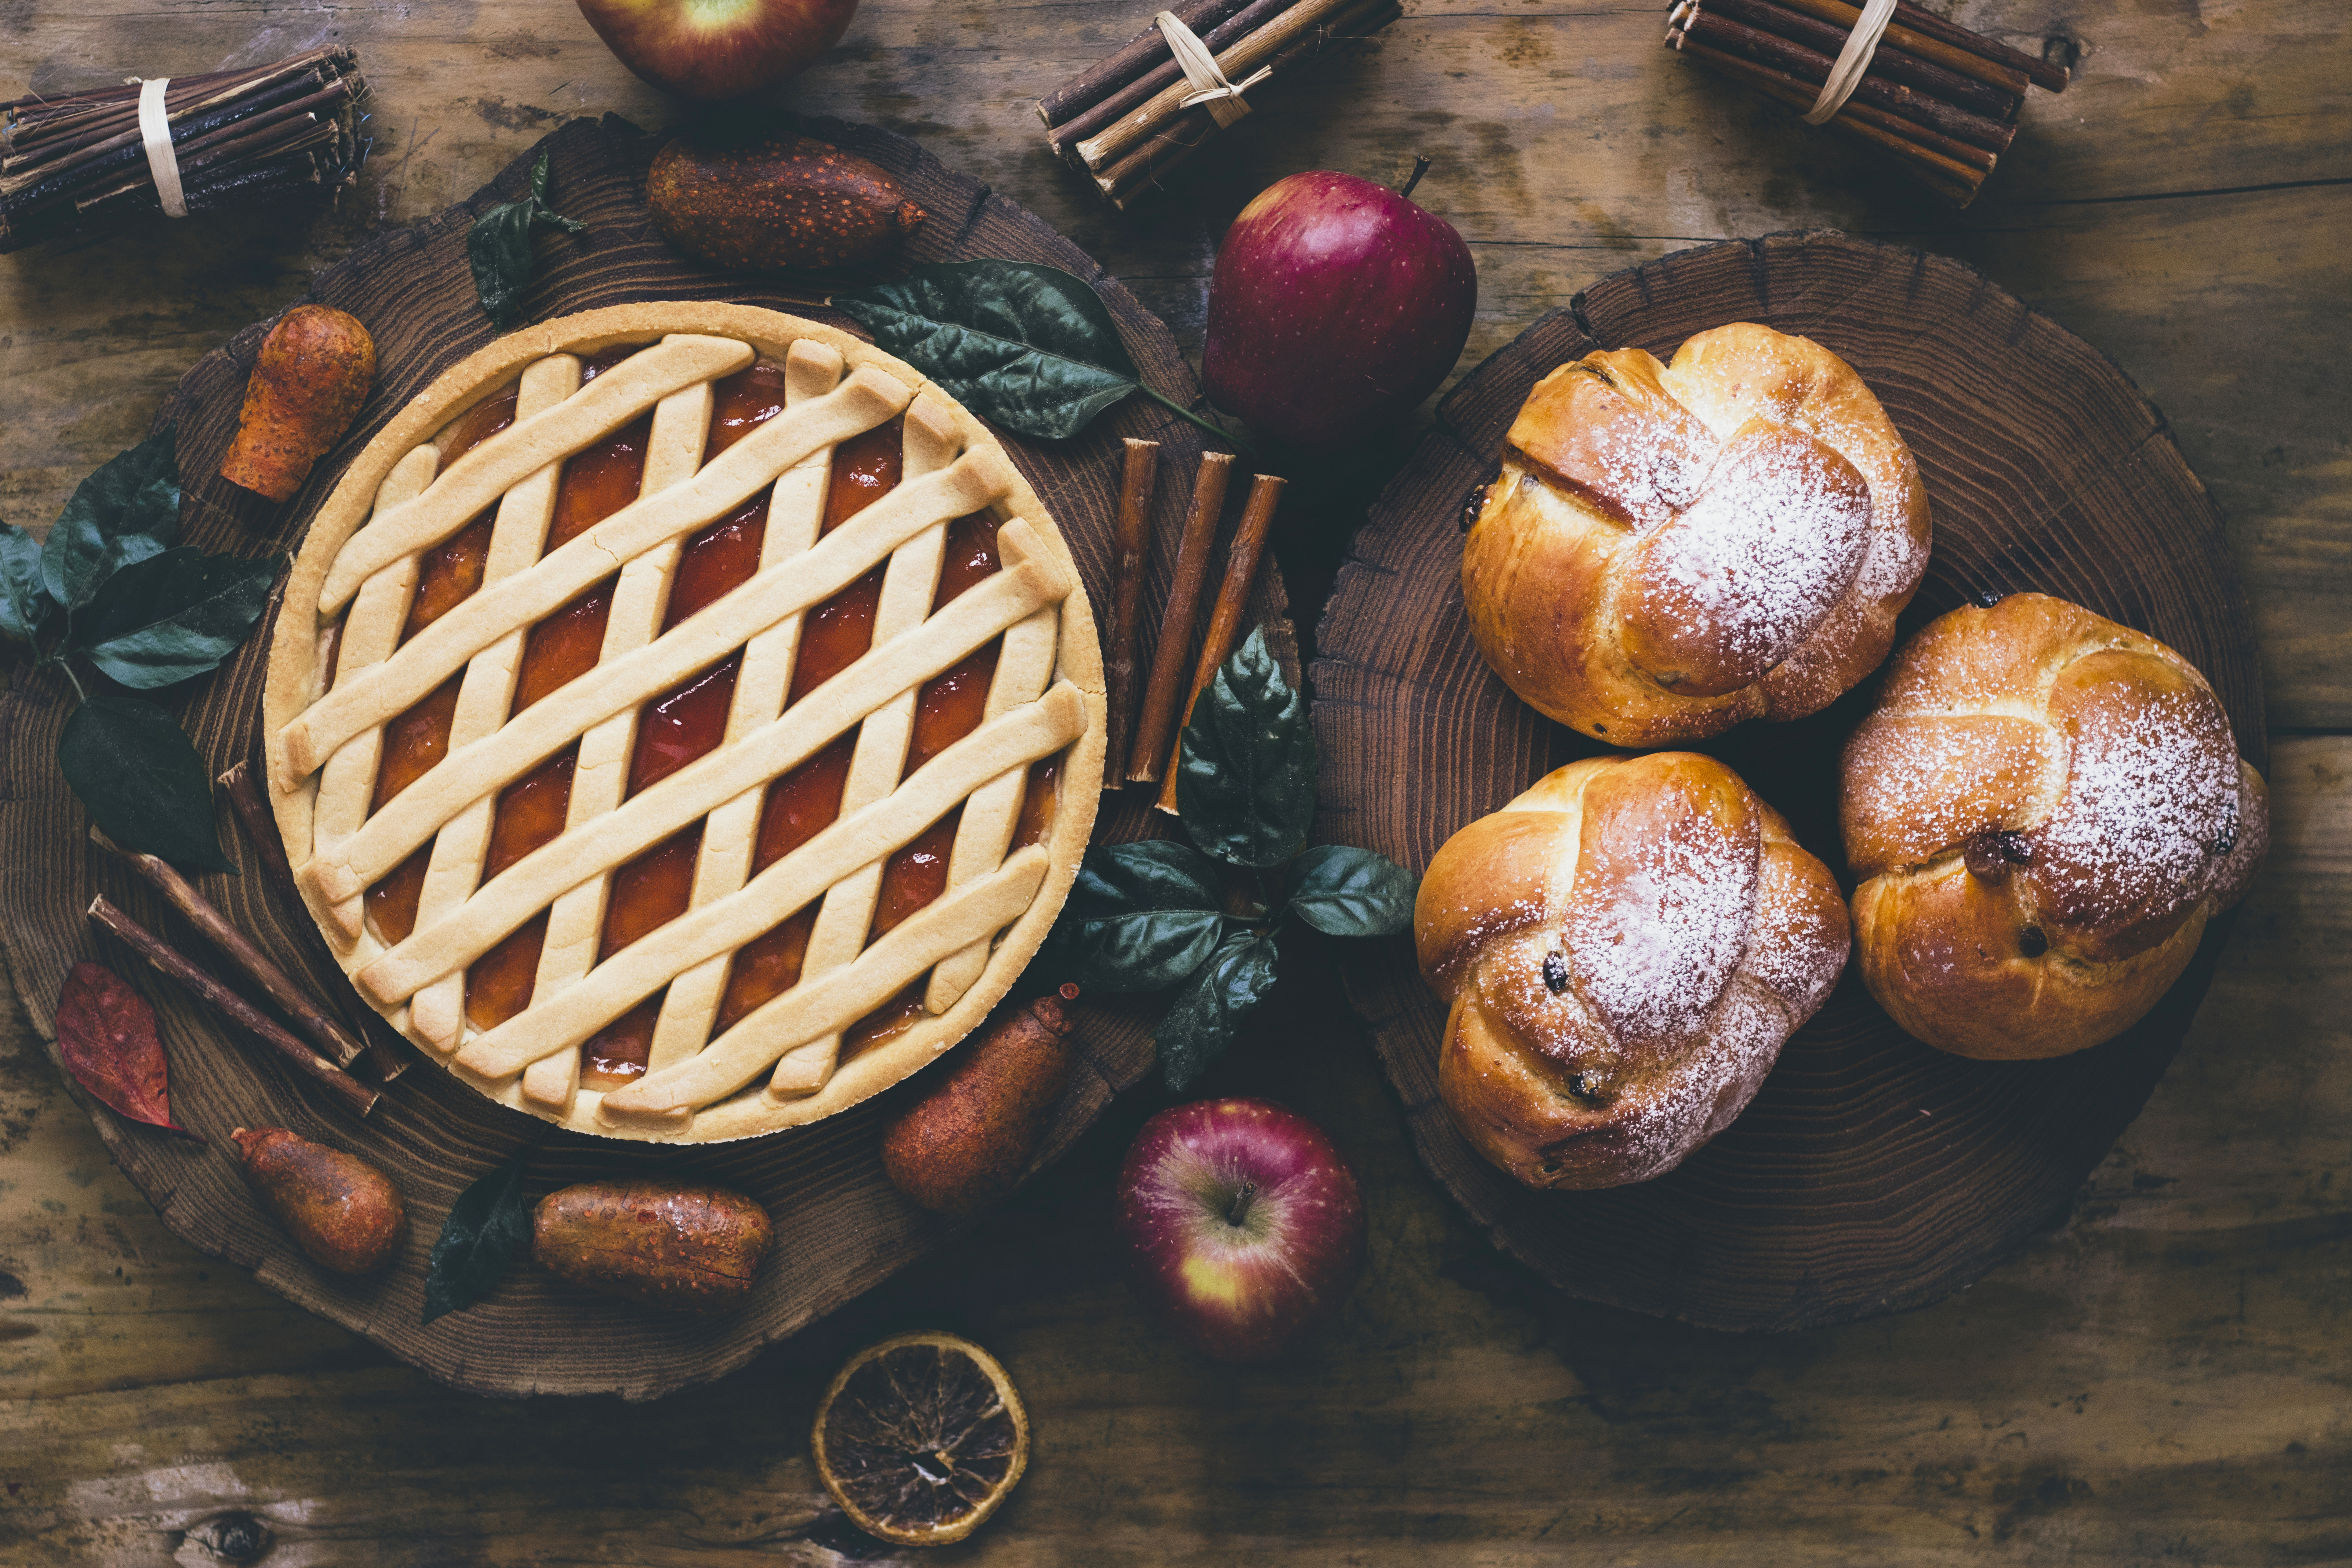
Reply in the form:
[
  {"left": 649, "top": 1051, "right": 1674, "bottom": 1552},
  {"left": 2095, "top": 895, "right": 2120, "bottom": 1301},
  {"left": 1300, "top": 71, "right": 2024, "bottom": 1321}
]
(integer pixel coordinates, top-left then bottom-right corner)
[
  {"left": 1664, "top": 0, "right": 2067, "bottom": 205},
  {"left": 1041, "top": 0, "right": 1401, "bottom": 209},
  {"left": 0, "top": 46, "right": 368, "bottom": 252}
]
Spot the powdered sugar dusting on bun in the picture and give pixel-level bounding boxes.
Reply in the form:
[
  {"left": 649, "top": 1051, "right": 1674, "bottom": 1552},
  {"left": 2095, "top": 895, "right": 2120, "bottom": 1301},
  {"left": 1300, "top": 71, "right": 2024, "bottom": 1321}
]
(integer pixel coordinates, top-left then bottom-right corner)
[
  {"left": 2027, "top": 650, "right": 2242, "bottom": 956},
  {"left": 1415, "top": 752, "right": 1851, "bottom": 1190},
  {"left": 1841, "top": 712, "right": 2067, "bottom": 878},
  {"left": 1465, "top": 322, "right": 1931, "bottom": 748},
  {"left": 1620, "top": 420, "right": 1873, "bottom": 696},
  {"left": 1842, "top": 593, "right": 2270, "bottom": 1059},
  {"left": 1564, "top": 756, "right": 1760, "bottom": 1047}
]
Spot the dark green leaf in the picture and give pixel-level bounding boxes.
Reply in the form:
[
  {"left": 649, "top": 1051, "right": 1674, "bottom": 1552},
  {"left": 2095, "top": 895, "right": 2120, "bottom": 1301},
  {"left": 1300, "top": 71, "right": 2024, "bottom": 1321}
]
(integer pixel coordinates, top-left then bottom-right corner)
[
  {"left": 40, "top": 427, "right": 179, "bottom": 612},
  {"left": 1043, "top": 840, "right": 1228, "bottom": 992},
  {"left": 835, "top": 261, "right": 1145, "bottom": 441},
  {"left": 75, "top": 547, "right": 278, "bottom": 688},
  {"left": 467, "top": 152, "right": 587, "bottom": 331},
  {"left": 1070, "top": 839, "right": 1225, "bottom": 914},
  {"left": 56, "top": 694, "right": 231, "bottom": 872},
  {"left": 0, "top": 519, "right": 52, "bottom": 642},
  {"left": 1155, "top": 929, "right": 1281, "bottom": 1092},
  {"left": 1176, "top": 628, "right": 1318, "bottom": 868},
  {"left": 1284, "top": 844, "right": 1419, "bottom": 937},
  {"left": 424, "top": 1146, "right": 533, "bottom": 1324}
]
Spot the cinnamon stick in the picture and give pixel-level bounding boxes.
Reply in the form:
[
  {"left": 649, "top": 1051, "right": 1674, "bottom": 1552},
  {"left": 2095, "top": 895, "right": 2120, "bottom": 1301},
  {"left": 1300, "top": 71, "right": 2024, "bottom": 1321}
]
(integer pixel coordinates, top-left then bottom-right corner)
[
  {"left": 1099, "top": 0, "right": 1399, "bottom": 203},
  {"left": 88, "top": 895, "right": 379, "bottom": 1118},
  {"left": 92, "top": 829, "right": 369, "bottom": 1072},
  {"left": 1102, "top": 437, "right": 1161, "bottom": 789},
  {"left": 1691, "top": 0, "right": 2020, "bottom": 118},
  {"left": 1076, "top": 0, "right": 1368, "bottom": 171},
  {"left": 218, "top": 759, "right": 298, "bottom": 891},
  {"left": 1039, "top": 0, "right": 1265, "bottom": 130},
  {"left": 1677, "top": 38, "right": 1993, "bottom": 190},
  {"left": 1887, "top": 0, "right": 2069, "bottom": 91},
  {"left": 1674, "top": 9, "right": 2017, "bottom": 150},
  {"left": 1127, "top": 453, "right": 1235, "bottom": 787},
  {"left": 1759, "top": 0, "right": 2031, "bottom": 96},
  {"left": 1156, "top": 473, "right": 1287, "bottom": 815},
  {"left": 1049, "top": 0, "right": 1302, "bottom": 157},
  {"left": 220, "top": 759, "right": 410, "bottom": 1083}
]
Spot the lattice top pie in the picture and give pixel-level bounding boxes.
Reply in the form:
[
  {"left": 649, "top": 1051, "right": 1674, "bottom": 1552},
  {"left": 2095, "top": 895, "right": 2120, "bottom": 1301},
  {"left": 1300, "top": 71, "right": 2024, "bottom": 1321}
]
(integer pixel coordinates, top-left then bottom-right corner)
[{"left": 263, "top": 304, "right": 1104, "bottom": 1142}]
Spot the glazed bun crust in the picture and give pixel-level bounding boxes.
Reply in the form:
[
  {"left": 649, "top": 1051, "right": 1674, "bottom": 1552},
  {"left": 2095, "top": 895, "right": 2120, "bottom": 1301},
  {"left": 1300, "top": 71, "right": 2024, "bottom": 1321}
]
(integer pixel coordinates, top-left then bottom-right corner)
[
  {"left": 1415, "top": 752, "right": 1849, "bottom": 1189},
  {"left": 1463, "top": 323, "right": 1931, "bottom": 747},
  {"left": 1841, "top": 593, "right": 2269, "bottom": 1060}
]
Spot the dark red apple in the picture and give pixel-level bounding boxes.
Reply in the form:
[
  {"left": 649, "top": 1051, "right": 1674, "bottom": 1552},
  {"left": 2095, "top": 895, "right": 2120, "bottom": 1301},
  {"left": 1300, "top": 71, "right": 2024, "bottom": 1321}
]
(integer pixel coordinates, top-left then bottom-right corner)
[
  {"left": 1114, "top": 1097, "right": 1367, "bottom": 1362},
  {"left": 1201, "top": 167, "right": 1477, "bottom": 453},
  {"left": 575, "top": 0, "right": 859, "bottom": 102}
]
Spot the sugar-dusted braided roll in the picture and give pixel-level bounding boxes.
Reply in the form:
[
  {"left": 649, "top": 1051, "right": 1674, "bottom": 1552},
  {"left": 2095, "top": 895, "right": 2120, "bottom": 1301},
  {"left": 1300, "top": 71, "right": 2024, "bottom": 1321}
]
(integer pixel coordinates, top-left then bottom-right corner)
[
  {"left": 1842, "top": 593, "right": 2268, "bottom": 1060},
  {"left": 1416, "top": 752, "right": 1849, "bottom": 1189},
  {"left": 1464, "top": 323, "right": 1931, "bottom": 746}
]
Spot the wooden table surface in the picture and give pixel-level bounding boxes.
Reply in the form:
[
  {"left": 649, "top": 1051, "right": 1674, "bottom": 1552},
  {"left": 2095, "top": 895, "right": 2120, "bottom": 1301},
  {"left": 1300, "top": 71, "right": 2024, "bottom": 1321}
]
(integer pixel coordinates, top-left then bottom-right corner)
[{"left": 2, "top": 1, "right": 2345, "bottom": 1563}]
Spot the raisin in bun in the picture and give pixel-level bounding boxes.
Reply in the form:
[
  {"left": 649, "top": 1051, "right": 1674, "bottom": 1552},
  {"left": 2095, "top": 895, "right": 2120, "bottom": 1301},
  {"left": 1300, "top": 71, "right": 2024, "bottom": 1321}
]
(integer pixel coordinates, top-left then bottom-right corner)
[
  {"left": 1414, "top": 752, "right": 1849, "bottom": 1189},
  {"left": 1842, "top": 593, "right": 2268, "bottom": 1060},
  {"left": 1463, "top": 323, "right": 1931, "bottom": 747}
]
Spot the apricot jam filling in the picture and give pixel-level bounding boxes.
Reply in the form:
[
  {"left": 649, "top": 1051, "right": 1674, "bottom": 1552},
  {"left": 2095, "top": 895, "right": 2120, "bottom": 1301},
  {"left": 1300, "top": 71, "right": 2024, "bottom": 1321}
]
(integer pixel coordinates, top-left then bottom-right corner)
[{"left": 348, "top": 349, "right": 1062, "bottom": 1089}]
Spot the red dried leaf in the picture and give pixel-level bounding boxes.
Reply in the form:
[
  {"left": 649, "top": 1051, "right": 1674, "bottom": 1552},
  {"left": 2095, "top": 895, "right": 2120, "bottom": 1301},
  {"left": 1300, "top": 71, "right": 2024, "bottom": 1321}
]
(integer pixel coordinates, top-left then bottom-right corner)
[{"left": 54, "top": 961, "right": 200, "bottom": 1139}]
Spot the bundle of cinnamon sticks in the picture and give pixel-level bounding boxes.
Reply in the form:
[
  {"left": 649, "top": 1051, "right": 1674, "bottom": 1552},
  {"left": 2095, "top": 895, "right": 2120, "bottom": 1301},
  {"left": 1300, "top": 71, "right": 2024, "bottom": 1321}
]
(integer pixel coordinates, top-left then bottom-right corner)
[
  {"left": 1665, "top": 0, "right": 2066, "bottom": 205},
  {"left": 1098, "top": 440, "right": 1287, "bottom": 811},
  {"left": 0, "top": 46, "right": 368, "bottom": 252},
  {"left": 1041, "top": 0, "right": 1400, "bottom": 209}
]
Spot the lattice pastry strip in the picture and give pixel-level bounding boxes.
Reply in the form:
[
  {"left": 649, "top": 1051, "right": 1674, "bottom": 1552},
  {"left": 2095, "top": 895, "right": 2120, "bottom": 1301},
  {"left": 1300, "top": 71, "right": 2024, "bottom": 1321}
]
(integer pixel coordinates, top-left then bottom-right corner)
[
  {"left": 768, "top": 393, "right": 964, "bottom": 1098},
  {"left": 352, "top": 541, "right": 1069, "bottom": 1007},
  {"left": 298, "top": 452, "right": 1014, "bottom": 912},
  {"left": 452, "top": 686, "right": 1086, "bottom": 1089},
  {"left": 264, "top": 305, "right": 1105, "bottom": 1143},
  {"left": 406, "top": 352, "right": 583, "bottom": 1051},
  {"left": 646, "top": 340, "right": 846, "bottom": 1076},
  {"left": 316, "top": 335, "right": 752, "bottom": 613},
  {"left": 277, "top": 363, "right": 916, "bottom": 782},
  {"left": 520, "top": 378, "right": 718, "bottom": 1111},
  {"left": 925, "top": 596, "right": 1061, "bottom": 1014},
  {"left": 308, "top": 445, "right": 439, "bottom": 927}
]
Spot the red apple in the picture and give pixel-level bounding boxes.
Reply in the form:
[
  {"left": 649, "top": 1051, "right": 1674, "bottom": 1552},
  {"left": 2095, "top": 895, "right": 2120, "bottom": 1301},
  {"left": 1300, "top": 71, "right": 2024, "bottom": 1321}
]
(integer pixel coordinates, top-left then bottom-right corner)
[
  {"left": 1114, "top": 1097, "right": 1367, "bottom": 1362},
  {"left": 1201, "top": 167, "right": 1477, "bottom": 453},
  {"left": 575, "top": 0, "right": 859, "bottom": 102}
]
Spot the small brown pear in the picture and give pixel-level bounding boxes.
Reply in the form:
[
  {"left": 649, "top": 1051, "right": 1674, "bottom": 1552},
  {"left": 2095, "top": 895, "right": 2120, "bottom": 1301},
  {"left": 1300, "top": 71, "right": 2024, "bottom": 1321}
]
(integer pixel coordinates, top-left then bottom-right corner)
[
  {"left": 531, "top": 1181, "right": 771, "bottom": 1312},
  {"left": 880, "top": 985, "right": 1078, "bottom": 1218},
  {"left": 232, "top": 1127, "right": 407, "bottom": 1274},
  {"left": 647, "top": 128, "right": 926, "bottom": 273}
]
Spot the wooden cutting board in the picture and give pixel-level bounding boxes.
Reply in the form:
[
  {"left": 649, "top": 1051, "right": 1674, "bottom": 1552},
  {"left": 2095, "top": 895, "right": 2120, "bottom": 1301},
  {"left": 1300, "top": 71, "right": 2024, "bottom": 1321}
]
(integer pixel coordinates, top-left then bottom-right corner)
[
  {"left": 1311, "top": 232, "right": 2262, "bottom": 1332},
  {"left": 0, "top": 113, "right": 1286, "bottom": 1399}
]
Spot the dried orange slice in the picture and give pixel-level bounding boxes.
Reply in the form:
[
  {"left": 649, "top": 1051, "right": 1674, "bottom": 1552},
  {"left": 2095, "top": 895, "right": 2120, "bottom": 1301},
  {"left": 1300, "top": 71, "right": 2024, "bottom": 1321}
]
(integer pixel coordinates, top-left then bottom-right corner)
[{"left": 812, "top": 1331, "right": 1030, "bottom": 1546}]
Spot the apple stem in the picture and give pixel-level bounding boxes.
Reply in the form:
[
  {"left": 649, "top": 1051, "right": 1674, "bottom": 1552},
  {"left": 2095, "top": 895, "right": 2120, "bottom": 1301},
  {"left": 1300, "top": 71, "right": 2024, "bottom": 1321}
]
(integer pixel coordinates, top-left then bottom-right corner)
[
  {"left": 1398, "top": 154, "right": 1432, "bottom": 202},
  {"left": 1226, "top": 1180, "right": 1258, "bottom": 1227}
]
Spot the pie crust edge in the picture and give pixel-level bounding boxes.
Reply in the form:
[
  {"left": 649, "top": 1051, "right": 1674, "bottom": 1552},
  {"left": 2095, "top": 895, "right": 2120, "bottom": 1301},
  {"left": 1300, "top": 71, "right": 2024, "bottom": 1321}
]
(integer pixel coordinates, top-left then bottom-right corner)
[{"left": 261, "top": 301, "right": 1106, "bottom": 1143}]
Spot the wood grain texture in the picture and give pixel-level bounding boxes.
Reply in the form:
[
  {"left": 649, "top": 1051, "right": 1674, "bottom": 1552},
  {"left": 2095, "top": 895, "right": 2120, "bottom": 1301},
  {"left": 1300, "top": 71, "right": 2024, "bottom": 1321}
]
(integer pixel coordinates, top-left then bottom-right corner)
[
  {"left": 2, "top": 737, "right": 2345, "bottom": 1563},
  {"left": 0, "top": 0, "right": 2344, "bottom": 1558},
  {"left": 1313, "top": 232, "right": 2265, "bottom": 1330},
  {"left": 0, "top": 113, "right": 1289, "bottom": 1400},
  {"left": 1, "top": 0, "right": 2342, "bottom": 719}
]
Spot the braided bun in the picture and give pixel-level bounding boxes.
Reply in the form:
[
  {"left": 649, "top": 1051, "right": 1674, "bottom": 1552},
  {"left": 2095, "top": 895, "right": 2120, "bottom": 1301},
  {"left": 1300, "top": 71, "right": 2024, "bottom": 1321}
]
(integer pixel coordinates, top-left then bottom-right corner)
[
  {"left": 1842, "top": 593, "right": 2269, "bottom": 1060},
  {"left": 1463, "top": 323, "right": 1930, "bottom": 746},
  {"left": 1414, "top": 752, "right": 1849, "bottom": 1189}
]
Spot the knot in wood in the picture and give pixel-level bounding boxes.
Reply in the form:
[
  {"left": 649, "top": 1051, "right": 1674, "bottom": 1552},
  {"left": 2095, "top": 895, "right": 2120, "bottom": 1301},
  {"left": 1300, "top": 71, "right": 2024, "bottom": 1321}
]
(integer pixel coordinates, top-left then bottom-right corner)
[{"left": 190, "top": 1511, "right": 272, "bottom": 1563}]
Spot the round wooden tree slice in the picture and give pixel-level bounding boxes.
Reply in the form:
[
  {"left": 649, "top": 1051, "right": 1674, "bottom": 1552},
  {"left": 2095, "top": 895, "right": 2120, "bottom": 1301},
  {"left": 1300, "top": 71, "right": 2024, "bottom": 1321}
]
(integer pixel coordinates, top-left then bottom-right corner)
[
  {"left": 1312, "top": 232, "right": 2263, "bottom": 1332},
  {"left": 0, "top": 114, "right": 1285, "bottom": 1398}
]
